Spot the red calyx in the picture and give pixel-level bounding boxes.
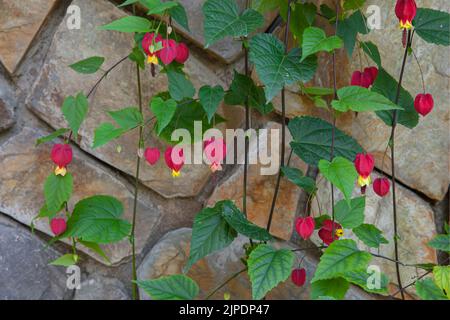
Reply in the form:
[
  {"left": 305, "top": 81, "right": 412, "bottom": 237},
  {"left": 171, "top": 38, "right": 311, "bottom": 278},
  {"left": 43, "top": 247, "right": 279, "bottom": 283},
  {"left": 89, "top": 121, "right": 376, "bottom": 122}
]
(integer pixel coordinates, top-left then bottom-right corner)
[
  {"left": 157, "top": 39, "right": 178, "bottom": 65},
  {"left": 175, "top": 42, "right": 190, "bottom": 64},
  {"left": 373, "top": 178, "right": 391, "bottom": 197},
  {"left": 414, "top": 93, "right": 434, "bottom": 116},
  {"left": 351, "top": 67, "right": 378, "bottom": 88},
  {"left": 318, "top": 219, "right": 342, "bottom": 245},
  {"left": 51, "top": 144, "right": 73, "bottom": 168},
  {"left": 395, "top": 0, "right": 417, "bottom": 27},
  {"left": 354, "top": 153, "right": 375, "bottom": 178},
  {"left": 165, "top": 146, "right": 185, "bottom": 174},
  {"left": 144, "top": 147, "right": 161, "bottom": 166},
  {"left": 50, "top": 218, "right": 67, "bottom": 236},
  {"left": 295, "top": 216, "right": 315, "bottom": 240},
  {"left": 291, "top": 268, "right": 306, "bottom": 287}
]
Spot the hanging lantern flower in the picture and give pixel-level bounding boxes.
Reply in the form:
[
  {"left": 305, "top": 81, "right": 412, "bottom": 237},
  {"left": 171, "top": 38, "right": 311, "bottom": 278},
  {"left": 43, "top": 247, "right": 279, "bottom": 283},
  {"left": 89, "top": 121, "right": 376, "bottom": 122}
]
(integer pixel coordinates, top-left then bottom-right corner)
[
  {"left": 142, "top": 32, "right": 163, "bottom": 65},
  {"left": 157, "top": 39, "right": 178, "bottom": 65},
  {"left": 51, "top": 144, "right": 73, "bottom": 176},
  {"left": 318, "top": 219, "right": 344, "bottom": 245},
  {"left": 295, "top": 216, "right": 315, "bottom": 240},
  {"left": 50, "top": 218, "right": 67, "bottom": 236},
  {"left": 175, "top": 42, "right": 190, "bottom": 64},
  {"left": 144, "top": 147, "right": 161, "bottom": 166},
  {"left": 165, "top": 146, "right": 185, "bottom": 177},
  {"left": 291, "top": 268, "right": 307, "bottom": 287},
  {"left": 204, "top": 138, "right": 227, "bottom": 172},
  {"left": 354, "top": 153, "right": 375, "bottom": 193},
  {"left": 395, "top": 0, "right": 417, "bottom": 30},
  {"left": 373, "top": 177, "right": 391, "bottom": 197},
  {"left": 414, "top": 93, "right": 434, "bottom": 116}
]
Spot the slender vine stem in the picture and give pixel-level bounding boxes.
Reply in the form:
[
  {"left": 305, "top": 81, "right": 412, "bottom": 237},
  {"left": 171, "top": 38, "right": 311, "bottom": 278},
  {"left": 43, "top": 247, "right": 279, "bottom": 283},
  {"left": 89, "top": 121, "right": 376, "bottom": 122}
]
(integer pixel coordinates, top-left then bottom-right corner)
[
  {"left": 266, "top": 0, "right": 292, "bottom": 232},
  {"left": 205, "top": 268, "right": 247, "bottom": 300},
  {"left": 389, "top": 29, "right": 413, "bottom": 301},
  {"left": 243, "top": 0, "right": 251, "bottom": 218}
]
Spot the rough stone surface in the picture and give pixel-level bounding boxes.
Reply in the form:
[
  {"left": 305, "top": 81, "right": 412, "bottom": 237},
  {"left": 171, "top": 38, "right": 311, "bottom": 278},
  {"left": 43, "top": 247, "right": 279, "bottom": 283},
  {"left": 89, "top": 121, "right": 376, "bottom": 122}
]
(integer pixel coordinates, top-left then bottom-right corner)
[
  {"left": 74, "top": 274, "right": 129, "bottom": 300},
  {"left": 26, "top": 0, "right": 243, "bottom": 198},
  {"left": 0, "top": 0, "right": 57, "bottom": 74},
  {"left": 0, "top": 126, "right": 160, "bottom": 265},
  {"left": 207, "top": 122, "right": 308, "bottom": 240},
  {"left": 0, "top": 75, "right": 16, "bottom": 133},
  {"left": 137, "top": 228, "right": 378, "bottom": 300},
  {"left": 0, "top": 223, "right": 67, "bottom": 300},
  {"left": 0, "top": 97, "right": 15, "bottom": 132},
  {"left": 310, "top": 172, "right": 438, "bottom": 297}
]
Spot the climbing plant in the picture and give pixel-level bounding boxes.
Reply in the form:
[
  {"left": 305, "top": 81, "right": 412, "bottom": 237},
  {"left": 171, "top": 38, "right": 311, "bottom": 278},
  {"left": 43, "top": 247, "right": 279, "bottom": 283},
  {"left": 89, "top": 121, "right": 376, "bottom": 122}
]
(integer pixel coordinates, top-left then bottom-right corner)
[{"left": 33, "top": 0, "right": 450, "bottom": 301}]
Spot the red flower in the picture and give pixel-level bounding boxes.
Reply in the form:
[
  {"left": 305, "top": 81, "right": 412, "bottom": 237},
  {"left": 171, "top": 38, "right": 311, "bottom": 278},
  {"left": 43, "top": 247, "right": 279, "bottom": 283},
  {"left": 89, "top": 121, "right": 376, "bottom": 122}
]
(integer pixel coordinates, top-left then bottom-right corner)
[
  {"left": 414, "top": 93, "right": 434, "bottom": 116},
  {"left": 395, "top": 0, "right": 417, "bottom": 30},
  {"left": 364, "top": 67, "right": 378, "bottom": 84},
  {"left": 295, "top": 216, "right": 315, "bottom": 240},
  {"left": 373, "top": 178, "right": 391, "bottom": 197},
  {"left": 175, "top": 42, "right": 190, "bottom": 64},
  {"left": 165, "top": 146, "right": 185, "bottom": 177},
  {"left": 291, "top": 268, "right": 306, "bottom": 287},
  {"left": 157, "top": 39, "right": 178, "bottom": 65},
  {"left": 318, "top": 219, "right": 343, "bottom": 245},
  {"left": 204, "top": 138, "right": 227, "bottom": 172},
  {"left": 354, "top": 153, "right": 374, "bottom": 178},
  {"left": 144, "top": 147, "right": 160, "bottom": 166},
  {"left": 51, "top": 144, "right": 73, "bottom": 168},
  {"left": 351, "top": 67, "right": 378, "bottom": 88},
  {"left": 142, "top": 32, "right": 163, "bottom": 65},
  {"left": 50, "top": 218, "right": 67, "bottom": 236}
]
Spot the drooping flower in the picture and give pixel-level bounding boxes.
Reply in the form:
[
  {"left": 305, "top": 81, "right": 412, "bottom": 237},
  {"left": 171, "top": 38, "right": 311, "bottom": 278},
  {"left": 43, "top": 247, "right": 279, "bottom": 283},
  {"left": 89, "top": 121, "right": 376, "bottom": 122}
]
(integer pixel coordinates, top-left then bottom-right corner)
[
  {"left": 295, "top": 216, "right": 315, "bottom": 240},
  {"left": 364, "top": 66, "right": 379, "bottom": 84},
  {"left": 354, "top": 153, "right": 375, "bottom": 189},
  {"left": 204, "top": 138, "right": 227, "bottom": 172},
  {"left": 414, "top": 93, "right": 434, "bottom": 116},
  {"left": 51, "top": 144, "right": 72, "bottom": 176},
  {"left": 291, "top": 268, "right": 306, "bottom": 287},
  {"left": 395, "top": 0, "right": 417, "bottom": 30},
  {"left": 144, "top": 147, "right": 161, "bottom": 166},
  {"left": 373, "top": 177, "right": 391, "bottom": 197},
  {"left": 157, "top": 39, "right": 178, "bottom": 65},
  {"left": 351, "top": 67, "right": 378, "bottom": 88},
  {"left": 50, "top": 218, "right": 67, "bottom": 236},
  {"left": 175, "top": 42, "right": 190, "bottom": 64},
  {"left": 318, "top": 219, "right": 343, "bottom": 245},
  {"left": 165, "top": 146, "right": 185, "bottom": 177},
  {"left": 142, "top": 32, "right": 163, "bottom": 65}
]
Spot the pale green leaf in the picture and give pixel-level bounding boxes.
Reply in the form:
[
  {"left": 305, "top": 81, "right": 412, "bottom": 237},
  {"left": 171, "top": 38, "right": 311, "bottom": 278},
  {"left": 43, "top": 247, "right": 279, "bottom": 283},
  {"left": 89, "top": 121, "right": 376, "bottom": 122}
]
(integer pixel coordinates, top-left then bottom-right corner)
[
  {"left": 137, "top": 275, "right": 199, "bottom": 300},
  {"left": 334, "top": 196, "right": 365, "bottom": 229},
  {"left": 318, "top": 157, "right": 358, "bottom": 203},
  {"left": 416, "top": 278, "right": 448, "bottom": 300},
  {"left": 99, "top": 16, "right": 152, "bottom": 33},
  {"left": 36, "top": 128, "right": 70, "bottom": 146},
  {"left": 44, "top": 173, "right": 73, "bottom": 213},
  {"left": 301, "top": 27, "right": 343, "bottom": 61},
  {"left": 332, "top": 86, "right": 402, "bottom": 112},
  {"left": 62, "top": 93, "right": 89, "bottom": 137},
  {"left": 150, "top": 97, "right": 177, "bottom": 135},
  {"left": 49, "top": 254, "right": 78, "bottom": 267}
]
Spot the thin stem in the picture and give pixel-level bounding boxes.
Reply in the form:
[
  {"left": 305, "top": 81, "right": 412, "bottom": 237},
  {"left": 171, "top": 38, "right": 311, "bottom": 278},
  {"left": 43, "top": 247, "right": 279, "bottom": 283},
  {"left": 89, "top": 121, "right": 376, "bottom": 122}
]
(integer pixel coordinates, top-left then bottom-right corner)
[
  {"left": 389, "top": 29, "right": 412, "bottom": 301},
  {"left": 411, "top": 48, "right": 426, "bottom": 93},
  {"left": 266, "top": 0, "right": 292, "bottom": 232},
  {"left": 243, "top": 43, "right": 250, "bottom": 217},
  {"left": 205, "top": 268, "right": 247, "bottom": 300},
  {"left": 86, "top": 55, "right": 128, "bottom": 99}
]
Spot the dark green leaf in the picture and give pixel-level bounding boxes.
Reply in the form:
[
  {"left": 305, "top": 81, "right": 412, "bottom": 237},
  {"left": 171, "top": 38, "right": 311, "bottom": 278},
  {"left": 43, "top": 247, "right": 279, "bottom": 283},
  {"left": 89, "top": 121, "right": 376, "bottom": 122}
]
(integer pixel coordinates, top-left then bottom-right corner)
[
  {"left": 202, "top": 0, "right": 264, "bottom": 47},
  {"left": 428, "top": 234, "right": 450, "bottom": 253},
  {"left": 353, "top": 224, "right": 388, "bottom": 248},
  {"left": 315, "top": 215, "right": 332, "bottom": 229},
  {"left": 169, "top": 3, "right": 190, "bottom": 31},
  {"left": 415, "top": 278, "right": 448, "bottom": 300},
  {"left": 361, "top": 41, "right": 381, "bottom": 66},
  {"left": 150, "top": 97, "right": 177, "bottom": 135},
  {"left": 129, "top": 47, "right": 146, "bottom": 69},
  {"left": 64, "top": 195, "right": 131, "bottom": 244},
  {"left": 108, "top": 107, "right": 143, "bottom": 130},
  {"left": 334, "top": 196, "right": 365, "bottom": 229},
  {"left": 44, "top": 173, "right": 73, "bottom": 213},
  {"left": 318, "top": 157, "right": 358, "bottom": 203},
  {"left": 79, "top": 240, "right": 111, "bottom": 264},
  {"left": 413, "top": 8, "right": 450, "bottom": 46},
  {"left": 166, "top": 67, "right": 195, "bottom": 101},
  {"left": 343, "top": 0, "right": 366, "bottom": 10},
  {"left": 93, "top": 123, "right": 127, "bottom": 148},
  {"left": 99, "top": 16, "right": 152, "bottom": 33},
  {"left": 248, "top": 245, "right": 294, "bottom": 300},
  {"left": 69, "top": 56, "right": 105, "bottom": 74},
  {"left": 62, "top": 93, "right": 89, "bottom": 137},
  {"left": 137, "top": 275, "right": 199, "bottom": 300},
  {"left": 332, "top": 86, "right": 402, "bottom": 112},
  {"left": 147, "top": 1, "right": 178, "bottom": 15},
  {"left": 337, "top": 11, "right": 368, "bottom": 57},
  {"left": 285, "top": 2, "right": 317, "bottom": 43},
  {"left": 36, "top": 128, "right": 70, "bottom": 146},
  {"left": 343, "top": 269, "right": 389, "bottom": 294},
  {"left": 199, "top": 85, "right": 225, "bottom": 123},
  {"left": 311, "top": 278, "right": 349, "bottom": 300},
  {"left": 288, "top": 116, "right": 363, "bottom": 166},
  {"left": 281, "top": 167, "right": 316, "bottom": 193}
]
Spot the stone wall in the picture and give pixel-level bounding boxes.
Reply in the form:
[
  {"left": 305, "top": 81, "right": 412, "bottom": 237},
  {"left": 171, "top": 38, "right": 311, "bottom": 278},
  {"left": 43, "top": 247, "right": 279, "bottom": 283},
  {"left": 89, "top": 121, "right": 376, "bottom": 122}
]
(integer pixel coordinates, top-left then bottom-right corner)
[{"left": 0, "top": 0, "right": 448, "bottom": 300}]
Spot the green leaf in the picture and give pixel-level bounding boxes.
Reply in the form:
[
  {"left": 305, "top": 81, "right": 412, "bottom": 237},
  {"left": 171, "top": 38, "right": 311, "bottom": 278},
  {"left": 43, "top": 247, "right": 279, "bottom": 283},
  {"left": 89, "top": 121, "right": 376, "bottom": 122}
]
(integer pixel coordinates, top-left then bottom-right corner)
[
  {"left": 44, "top": 173, "right": 73, "bottom": 213},
  {"left": 220, "top": 200, "right": 272, "bottom": 241},
  {"left": 372, "top": 68, "right": 419, "bottom": 129},
  {"left": 428, "top": 234, "right": 450, "bottom": 253},
  {"left": 312, "top": 239, "right": 372, "bottom": 282},
  {"left": 185, "top": 202, "right": 237, "bottom": 271},
  {"left": 49, "top": 254, "right": 78, "bottom": 267},
  {"left": 343, "top": 269, "right": 389, "bottom": 295},
  {"left": 129, "top": 47, "right": 146, "bottom": 69},
  {"left": 147, "top": 1, "right": 178, "bottom": 15},
  {"left": 301, "top": 27, "right": 343, "bottom": 61},
  {"left": 337, "top": 11, "right": 369, "bottom": 57},
  {"left": 159, "top": 100, "right": 225, "bottom": 144},
  {"left": 311, "top": 278, "right": 349, "bottom": 300},
  {"left": 92, "top": 123, "right": 127, "bottom": 148},
  {"left": 69, "top": 56, "right": 105, "bottom": 74},
  {"left": 150, "top": 97, "right": 177, "bottom": 135},
  {"left": 318, "top": 157, "right": 358, "bottom": 203},
  {"left": 169, "top": 3, "right": 190, "bottom": 31},
  {"left": 433, "top": 266, "right": 450, "bottom": 299},
  {"left": 252, "top": 0, "right": 283, "bottom": 14},
  {"left": 413, "top": 8, "right": 450, "bottom": 46},
  {"left": 224, "top": 71, "right": 273, "bottom": 115},
  {"left": 64, "top": 195, "right": 131, "bottom": 244},
  {"left": 108, "top": 107, "right": 143, "bottom": 131},
  {"left": 118, "top": 0, "right": 139, "bottom": 7},
  {"left": 99, "top": 16, "right": 152, "bottom": 33},
  {"left": 334, "top": 196, "right": 365, "bottom": 229},
  {"left": 79, "top": 240, "right": 111, "bottom": 265},
  {"left": 285, "top": 2, "right": 317, "bottom": 43},
  {"left": 353, "top": 224, "right": 388, "bottom": 248},
  {"left": 137, "top": 275, "right": 199, "bottom": 300},
  {"left": 61, "top": 93, "right": 89, "bottom": 137},
  {"left": 288, "top": 116, "right": 363, "bottom": 166},
  {"left": 202, "top": 0, "right": 264, "bottom": 47},
  {"left": 166, "top": 67, "right": 195, "bottom": 101},
  {"left": 343, "top": 0, "right": 366, "bottom": 10},
  {"left": 302, "top": 86, "right": 334, "bottom": 96},
  {"left": 281, "top": 167, "right": 316, "bottom": 194},
  {"left": 415, "top": 278, "right": 448, "bottom": 300},
  {"left": 198, "top": 85, "right": 225, "bottom": 123},
  {"left": 250, "top": 33, "right": 317, "bottom": 102},
  {"left": 332, "top": 86, "right": 402, "bottom": 112},
  {"left": 315, "top": 214, "right": 332, "bottom": 229},
  {"left": 361, "top": 41, "right": 381, "bottom": 66},
  {"left": 36, "top": 128, "right": 70, "bottom": 146},
  {"left": 247, "top": 245, "right": 295, "bottom": 300}
]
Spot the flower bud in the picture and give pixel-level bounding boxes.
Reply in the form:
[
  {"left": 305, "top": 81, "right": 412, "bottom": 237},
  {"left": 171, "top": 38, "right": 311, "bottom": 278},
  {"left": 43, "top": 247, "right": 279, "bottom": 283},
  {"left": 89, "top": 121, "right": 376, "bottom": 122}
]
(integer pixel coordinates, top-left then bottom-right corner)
[
  {"left": 144, "top": 147, "right": 161, "bottom": 166},
  {"left": 373, "top": 177, "right": 391, "bottom": 197},
  {"left": 175, "top": 43, "right": 190, "bottom": 64},
  {"left": 295, "top": 216, "right": 315, "bottom": 240},
  {"left": 50, "top": 218, "right": 67, "bottom": 236},
  {"left": 414, "top": 93, "right": 434, "bottom": 116},
  {"left": 291, "top": 268, "right": 306, "bottom": 287},
  {"left": 51, "top": 144, "right": 73, "bottom": 168}
]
